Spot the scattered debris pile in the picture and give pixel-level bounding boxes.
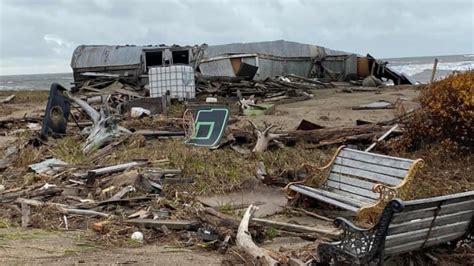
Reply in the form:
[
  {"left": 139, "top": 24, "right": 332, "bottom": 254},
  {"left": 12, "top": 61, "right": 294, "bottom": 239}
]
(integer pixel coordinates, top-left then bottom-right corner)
[
  {"left": 195, "top": 74, "right": 329, "bottom": 102},
  {"left": 0, "top": 43, "right": 471, "bottom": 265}
]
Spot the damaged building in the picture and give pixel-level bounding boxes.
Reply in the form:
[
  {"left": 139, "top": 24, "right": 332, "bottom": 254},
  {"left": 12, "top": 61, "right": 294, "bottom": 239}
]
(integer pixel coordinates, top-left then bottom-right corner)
[
  {"left": 70, "top": 40, "right": 412, "bottom": 87},
  {"left": 70, "top": 44, "right": 205, "bottom": 86}
]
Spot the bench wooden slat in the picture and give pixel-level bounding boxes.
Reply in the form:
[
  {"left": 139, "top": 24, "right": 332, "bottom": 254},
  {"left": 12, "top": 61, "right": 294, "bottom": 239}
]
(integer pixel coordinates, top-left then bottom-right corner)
[
  {"left": 385, "top": 221, "right": 470, "bottom": 248},
  {"left": 291, "top": 184, "right": 367, "bottom": 207},
  {"left": 326, "top": 187, "right": 377, "bottom": 204},
  {"left": 289, "top": 184, "right": 360, "bottom": 212},
  {"left": 388, "top": 210, "right": 473, "bottom": 235},
  {"left": 317, "top": 191, "right": 473, "bottom": 263},
  {"left": 402, "top": 191, "right": 474, "bottom": 211},
  {"left": 392, "top": 199, "right": 474, "bottom": 224},
  {"left": 326, "top": 180, "right": 379, "bottom": 200},
  {"left": 334, "top": 157, "right": 407, "bottom": 178},
  {"left": 340, "top": 148, "right": 414, "bottom": 170},
  {"left": 327, "top": 173, "right": 376, "bottom": 191},
  {"left": 331, "top": 164, "right": 401, "bottom": 186},
  {"left": 385, "top": 232, "right": 466, "bottom": 256}
]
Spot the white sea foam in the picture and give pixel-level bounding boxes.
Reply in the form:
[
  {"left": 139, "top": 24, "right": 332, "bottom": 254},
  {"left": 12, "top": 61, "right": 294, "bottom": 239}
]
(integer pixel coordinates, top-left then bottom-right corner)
[{"left": 389, "top": 61, "right": 474, "bottom": 76}]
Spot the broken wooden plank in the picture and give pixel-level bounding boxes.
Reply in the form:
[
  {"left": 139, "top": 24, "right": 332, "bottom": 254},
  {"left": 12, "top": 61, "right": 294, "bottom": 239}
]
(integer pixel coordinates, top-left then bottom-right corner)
[
  {"left": 72, "top": 161, "right": 148, "bottom": 179},
  {"left": 0, "top": 186, "right": 63, "bottom": 203},
  {"left": 287, "top": 74, "right": 334, "bottom": 87},
  {"left": 252, "top": 218, "right": 340, "bottom": 238},
  {"left": 126, "top": 218, "right": 199, "bottom": 230},
  {"left": 134, "top": 130, "right": 185, "bottom": 138},
  {"left": 74, "top": 196, "right": 152, "bottom": 209},
  {"left": 16, "top": 198, "right": 111, "bottom": 217},
  {"left": 365, "top": 124, "right": 399, "bottom": 152},
  {"left": 109, "top": 185, "right": 135, "bottom": 201},
  {"left": 21, "top": 202, "right": 30, "bottom": 228}
]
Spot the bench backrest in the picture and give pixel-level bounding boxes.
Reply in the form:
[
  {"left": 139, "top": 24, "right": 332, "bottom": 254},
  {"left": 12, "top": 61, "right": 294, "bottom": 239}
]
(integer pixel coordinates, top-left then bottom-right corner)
[
  {"left": 325, "top": 147, "right": 418, "bottom": 203},
  {"left": 384, "top": 191, "right": 474, "bottom": 256}
]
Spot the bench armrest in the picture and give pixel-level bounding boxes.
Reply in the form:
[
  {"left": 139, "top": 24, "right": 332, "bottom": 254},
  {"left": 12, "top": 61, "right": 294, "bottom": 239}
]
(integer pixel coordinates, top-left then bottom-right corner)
[
  {"left": 334, "top": 217, "right": 374, "bottom": 233},
  {"left": 317, "top": 217, "right": 378, "bottom": 263},
  {"left": 373, "top": 183, "right": 399, "bottom": 202},
  {"left": 317, "top": 145, "right": 346, "bottom": 171}
]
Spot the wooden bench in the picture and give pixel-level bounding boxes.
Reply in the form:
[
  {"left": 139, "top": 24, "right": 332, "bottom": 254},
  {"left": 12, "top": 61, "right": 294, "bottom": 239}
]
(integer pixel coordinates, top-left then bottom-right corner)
[
  {"left": 317, "top": 191, "right": 474, "bottom": 265},
  {"left": 288, "top": 146, "right": 424, "bottom": 218}
]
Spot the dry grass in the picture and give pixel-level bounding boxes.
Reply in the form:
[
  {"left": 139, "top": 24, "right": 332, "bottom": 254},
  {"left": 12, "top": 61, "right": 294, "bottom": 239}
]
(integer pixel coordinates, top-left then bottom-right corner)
[
  {"left": 389, "top": 145, "right": 474, "bottom": 200},
  {"left": 49, "top": 137, "right": 87, "bottom": 164},
  {"left": 96, "top": 137, "right": 333, "bottom": 195},
  {"left": 0, "top": 90, "right": 49, "bottom": 104}
]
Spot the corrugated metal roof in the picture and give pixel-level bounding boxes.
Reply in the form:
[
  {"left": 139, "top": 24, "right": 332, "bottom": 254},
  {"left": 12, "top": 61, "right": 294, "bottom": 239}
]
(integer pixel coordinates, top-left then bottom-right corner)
[
  {"left": 205, "top": 40, "right": 348, "bottom": 58},
  {"left": 71, "top": 45, "right": 143, "bottom": 68}
]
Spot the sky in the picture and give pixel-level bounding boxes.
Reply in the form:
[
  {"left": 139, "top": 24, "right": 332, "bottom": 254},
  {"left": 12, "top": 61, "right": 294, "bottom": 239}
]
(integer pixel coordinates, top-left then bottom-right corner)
[{"left": 0, "top": 0, "right": 473, "bottom": 75}]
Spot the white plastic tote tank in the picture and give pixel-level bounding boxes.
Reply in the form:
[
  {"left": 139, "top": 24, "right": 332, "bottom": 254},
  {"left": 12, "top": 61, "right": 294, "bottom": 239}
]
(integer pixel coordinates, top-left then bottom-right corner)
[{"left": 148, "top": 65, "right": 195, "bottom": 99}]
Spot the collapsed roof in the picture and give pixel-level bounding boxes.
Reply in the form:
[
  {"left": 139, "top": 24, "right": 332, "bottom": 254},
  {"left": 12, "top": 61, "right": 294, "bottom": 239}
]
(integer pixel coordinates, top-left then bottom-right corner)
[{"left": 70, "top": 40, "right": 413, "bottom": 85}]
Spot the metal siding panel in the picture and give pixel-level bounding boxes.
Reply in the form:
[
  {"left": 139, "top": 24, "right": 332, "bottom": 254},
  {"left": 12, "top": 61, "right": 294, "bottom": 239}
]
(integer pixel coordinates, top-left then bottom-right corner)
[
  {"left": 199, "top": 59, "right": 236, "bottom": 77},
  {"left": 344, "top": 54, "right": 358, "bottom": 80},
  {"left": 284, "top": 60, "right": 312, "bottom": 77},
  {"left": 205, "top": 40, "right": 349, "bottom": 58},
  {"left": 241, "top": 57, "right": 257, "bottom": 65},
  {"left": 71, "top": 45, "right": 143, "bottom": 68},
  {"left": 256, "top": 58, "right": 284, "bottom": 80}
]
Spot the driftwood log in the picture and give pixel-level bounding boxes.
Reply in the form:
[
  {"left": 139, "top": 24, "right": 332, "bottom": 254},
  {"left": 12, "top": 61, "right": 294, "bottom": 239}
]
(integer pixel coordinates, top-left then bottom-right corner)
[
  {"left": 67, "top": 92, "right": 131, "bottom": 153},
  {"left": 237, "top": 205, "right": 278, "bottom": 265},
  {"left": 234, "top": 124, "right": 394, "bottom": 148},
  {"left": 249, "top": 121, "right": 287, "bottom": 153}
]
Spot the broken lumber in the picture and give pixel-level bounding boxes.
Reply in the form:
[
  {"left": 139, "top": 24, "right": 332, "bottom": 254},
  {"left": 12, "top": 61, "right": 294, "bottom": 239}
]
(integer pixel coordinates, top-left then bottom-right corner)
[
  {"left": 0, "top": 186, "right": 63, "bottom": 203},
  {"left": 237, "top": 205, "right": 278, "bottom": 266},
  {"left": 126, "top": 219, "right": 199, "bottom": 230},
  {"left": 134, "top": 130, "right": 185, "bottom": 138},
  {"left": 288, "top": 74, "right": 333, "bottom": 87},
  {"left": 252, "top": 218, "right": 340, "bottom": 238},
  {"left": 109, "top": 185, "right": 135, "bottom": 201},
  {"left": 74, "top": 196, "right": 152, "bottom": 209},
  {"left": 365, "top": 124, "right": 399, "bottom": 152},
  {"left": 72, "top": 161, "right": 148, "bottom": 179},
  {"left": 16, "top": 198, "right": 111, "bottom": 217}
]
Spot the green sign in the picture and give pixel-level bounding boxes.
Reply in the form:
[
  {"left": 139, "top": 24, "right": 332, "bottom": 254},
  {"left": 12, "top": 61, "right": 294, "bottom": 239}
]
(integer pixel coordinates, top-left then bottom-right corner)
[{"left": 185, "top": 107, "right": 230, "bottom": 148}]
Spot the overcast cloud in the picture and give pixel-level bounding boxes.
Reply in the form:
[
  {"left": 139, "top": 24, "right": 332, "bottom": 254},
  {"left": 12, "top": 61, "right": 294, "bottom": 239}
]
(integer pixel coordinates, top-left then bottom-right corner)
[{"left": 0, "top": 0, "right": 472, "bottom": 75}]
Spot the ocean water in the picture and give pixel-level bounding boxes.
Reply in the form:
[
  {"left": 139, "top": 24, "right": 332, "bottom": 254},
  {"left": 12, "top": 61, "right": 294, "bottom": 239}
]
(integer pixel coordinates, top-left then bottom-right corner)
[
  {"left": 0, "top": 54, "right": 472, "bottom": 90},
  {"left": 385, "top": 54, "right": 474, "bottom": 83},
  {"left": 0, "top": 72, "right": 73, "bottom": 90}
]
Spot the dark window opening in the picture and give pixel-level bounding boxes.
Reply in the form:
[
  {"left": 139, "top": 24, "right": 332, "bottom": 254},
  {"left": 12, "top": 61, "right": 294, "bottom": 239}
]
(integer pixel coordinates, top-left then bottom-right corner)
[
  {"left": 172, "top": 50, "right": 189, "bottom": 64},
  {"left": 145, "top": 51, "right": 163, "bottom": 68}
]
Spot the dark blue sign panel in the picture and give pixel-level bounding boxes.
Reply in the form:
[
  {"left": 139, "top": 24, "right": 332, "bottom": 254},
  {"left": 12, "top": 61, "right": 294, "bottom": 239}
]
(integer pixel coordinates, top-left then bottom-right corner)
[{"left": 40, "top": 83, "right": 70, "bottom": 139}]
